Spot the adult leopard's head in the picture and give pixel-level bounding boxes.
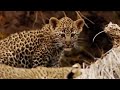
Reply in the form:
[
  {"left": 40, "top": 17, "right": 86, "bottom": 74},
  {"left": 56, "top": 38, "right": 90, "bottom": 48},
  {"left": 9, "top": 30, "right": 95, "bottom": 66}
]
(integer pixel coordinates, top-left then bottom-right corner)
[{"left": 49, "top": 17, "right": 85, "bottom": 52}]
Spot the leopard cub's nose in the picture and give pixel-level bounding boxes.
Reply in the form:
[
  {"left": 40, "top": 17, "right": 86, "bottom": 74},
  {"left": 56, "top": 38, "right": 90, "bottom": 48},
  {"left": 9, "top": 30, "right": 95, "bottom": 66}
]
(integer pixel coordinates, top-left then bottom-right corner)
[{"left": 65, "top": 41, "right": 71, "bottom": 47}]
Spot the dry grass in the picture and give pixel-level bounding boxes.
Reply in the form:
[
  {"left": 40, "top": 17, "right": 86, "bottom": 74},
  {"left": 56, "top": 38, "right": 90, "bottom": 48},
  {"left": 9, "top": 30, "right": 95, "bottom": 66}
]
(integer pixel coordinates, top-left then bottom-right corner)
[
  {"left": 77, "top": 47, "right": 120, "bottom": 79},
  {"left": 76, "top": 22, "right": 120, "bottom": 79}
]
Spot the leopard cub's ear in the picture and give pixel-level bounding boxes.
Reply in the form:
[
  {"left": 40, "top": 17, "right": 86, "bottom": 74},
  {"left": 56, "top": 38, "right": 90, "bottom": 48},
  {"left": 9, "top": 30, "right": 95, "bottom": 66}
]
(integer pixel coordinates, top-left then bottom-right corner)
[
  {"left": 49, "top": 17, "right": 59, "bottom": 29},
  {"left": 74, "top": 19, "right": 85, "bottom": 30}
]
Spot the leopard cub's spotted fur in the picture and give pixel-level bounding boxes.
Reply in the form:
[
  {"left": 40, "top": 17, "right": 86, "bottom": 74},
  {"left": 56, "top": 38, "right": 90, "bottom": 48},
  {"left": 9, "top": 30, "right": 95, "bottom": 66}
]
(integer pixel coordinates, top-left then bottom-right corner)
[{"left": 0, "top": 17, "right": 84, "bottom": 68}]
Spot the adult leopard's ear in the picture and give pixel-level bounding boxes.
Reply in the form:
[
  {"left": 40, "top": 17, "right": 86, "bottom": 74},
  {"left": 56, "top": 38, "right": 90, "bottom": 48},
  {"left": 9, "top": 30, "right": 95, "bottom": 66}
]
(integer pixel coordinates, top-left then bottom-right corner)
[
  {"left": 49, "top": 17, "right": 59, "bottom": 29},
  {"left": 74, "top": 19, "right": 85, "bottom": 30}
]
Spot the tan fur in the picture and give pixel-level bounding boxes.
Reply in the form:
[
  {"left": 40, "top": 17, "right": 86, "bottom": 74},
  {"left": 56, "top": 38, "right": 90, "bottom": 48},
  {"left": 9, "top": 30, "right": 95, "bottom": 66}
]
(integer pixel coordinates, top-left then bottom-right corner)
[{"left": 0, "top": 63, "right": 81, "bottom": 79}]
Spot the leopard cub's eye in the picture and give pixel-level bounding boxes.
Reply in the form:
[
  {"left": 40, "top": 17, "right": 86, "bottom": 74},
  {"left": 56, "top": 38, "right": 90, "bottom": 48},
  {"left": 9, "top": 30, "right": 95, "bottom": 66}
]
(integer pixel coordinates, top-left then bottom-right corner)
[
  {"left": 61, "top": 33, "right": 65, "bottom": 37},
  {"left": 71, "top": 33, "right": 75, "bottom": 37}
]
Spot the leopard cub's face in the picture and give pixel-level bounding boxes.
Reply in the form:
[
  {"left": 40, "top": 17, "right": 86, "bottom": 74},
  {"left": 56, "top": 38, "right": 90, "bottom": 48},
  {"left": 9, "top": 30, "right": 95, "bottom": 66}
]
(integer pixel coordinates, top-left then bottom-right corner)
[{"left": 49, "top": 17, "right": 84, "bottom": 52}]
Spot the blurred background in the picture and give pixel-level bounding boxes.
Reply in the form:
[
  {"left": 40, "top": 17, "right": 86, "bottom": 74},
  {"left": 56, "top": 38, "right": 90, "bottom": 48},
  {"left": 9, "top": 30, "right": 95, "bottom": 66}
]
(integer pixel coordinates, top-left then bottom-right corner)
[{"left": 0, "top": 11, "right": 120, "bottom": 35}]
